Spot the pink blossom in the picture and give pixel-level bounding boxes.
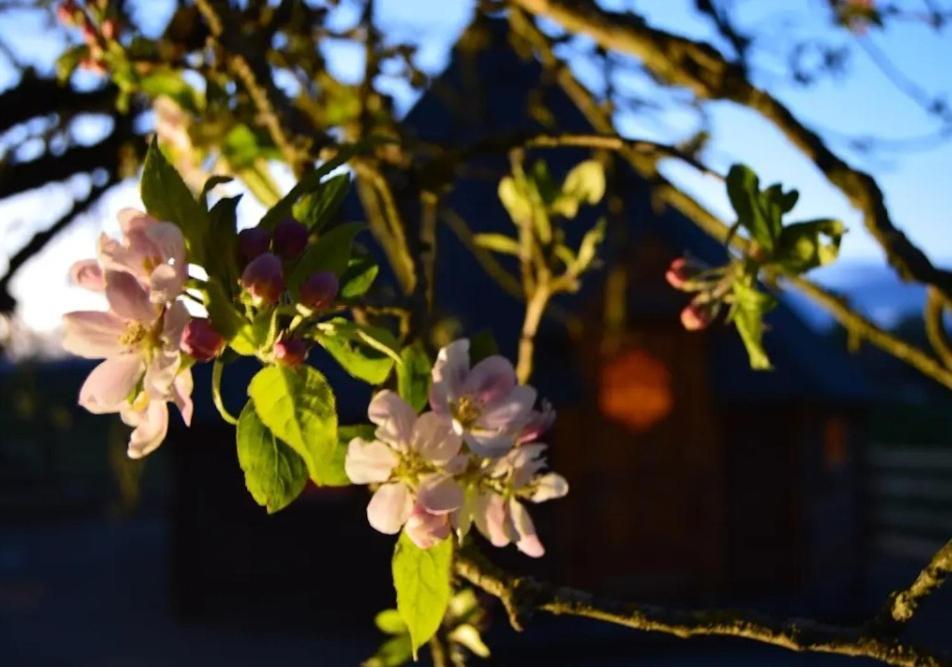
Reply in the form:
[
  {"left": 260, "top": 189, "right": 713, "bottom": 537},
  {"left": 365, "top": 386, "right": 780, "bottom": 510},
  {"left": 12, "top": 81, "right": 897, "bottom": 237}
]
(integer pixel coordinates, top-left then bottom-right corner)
[
  {"left": 665, "top": 258, "right": 690, "bottom": 289},
  {"left": 346, "top": 391, "right": 464, "bottom": 546},
  {"left": 241, "top": 252, "right": 284, "bottom": 306},
  {"left": 680, "top": 301, "right": 713, "bottom": 331},
  {"left": 429, "top": 339, "right": 537, "bottom": 458},
  {"left": 98, "top": 209, "right": 187, "bottom": 304},
  {"left": 180, "top": 318, "right": 224, "bottom": 362},
  {"left": 69, "top": 259, "right": 105, "bottom": 291}
]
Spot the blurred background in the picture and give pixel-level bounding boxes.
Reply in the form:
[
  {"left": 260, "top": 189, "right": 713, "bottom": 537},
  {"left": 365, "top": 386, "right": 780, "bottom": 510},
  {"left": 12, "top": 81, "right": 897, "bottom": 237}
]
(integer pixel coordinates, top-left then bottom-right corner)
[{"left": 1, "top": 1, "right": 951, "bottom": 665}]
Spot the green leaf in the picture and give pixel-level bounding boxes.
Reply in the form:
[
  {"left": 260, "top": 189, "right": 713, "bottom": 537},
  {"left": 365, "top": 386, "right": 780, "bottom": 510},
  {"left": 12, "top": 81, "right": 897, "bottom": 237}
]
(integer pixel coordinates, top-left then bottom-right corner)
[
  {"left": 375, "top": 609, "right": 408, "bottom": 635},
  {"left": 230, "top": 309, "right": 278, "bottom": 356},
  {"left": 236, "top": 402, "right": 308, "bottom": 513},
  {"left": 222, "top": 124, "right": 262, "bottom": 170},
  {"left": 204, "top": 278, "right": 244, "bottom": 340},
  {"left": 287, "top": 222, "right": 364, "bottom": 294},
  {"left": 552, "top": 159, "right": 605, "bottom": 217},
  {"left": 294, "top": 173, "right": 350, "bottom": 232},
  {"left": 728, "top": 279, "right": 776, "bottom": 371},
  {"left": 313, "top": 318, "right": 399, "bottom": 385},
  {"left": 259, "top": 147, "right": 356, "bottom": 231},
  {"left": 339, "top": 251, "right": 379, "bottom": 299},
  {"left": 572, "top": 217, "right": 606, "bottom": 276},
  {"left": 141, "top": 137, "right": 209, "bottom": 260},
  {"left": 392, "top": 532, "right": 453, "bottom": 658},
  {"left": 364, "top": 635, "right": 413, "bottom": 667},
  {"left": 56, "top": 45, "right": 89, "bottom": 82},
  {"left": 775, "top": 218, "right": 846, "bottom": 273},
  {"left": 498, "top": 176, "right": 532, "bottom": 224},
  {"left": 203, "top": 195, "right": 241, "bottom": 292},
  {"left": 726, "top": 164, "right": 780, "bottom": 252},
  {"left": 397, "top": 341, "right": 431, "bottom": 412},
  {"left": 247, "top": 365, "right": 341, "bottom": 485},
  {"left": 473, "top": 233, "right": 521, "bottom": 256},
  {"left": 201, "top": 175, "right": 234, "bottom": 204},
  {"left": 448, "top": 624, "right": 490, "bottom": 659},
  {"left": 139, "top": 70, "right": 201, "bottom": 112}
]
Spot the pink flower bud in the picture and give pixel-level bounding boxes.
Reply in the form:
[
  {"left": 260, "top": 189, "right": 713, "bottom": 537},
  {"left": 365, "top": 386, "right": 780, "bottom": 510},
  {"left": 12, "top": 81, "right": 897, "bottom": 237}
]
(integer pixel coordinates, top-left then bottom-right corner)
[
  {"left": 665, "top": 258, "right": 691, "bottom": 289},
  {"left": 272, "top": 218, "right": 308, "bottom": 260},
  {"left": 299, "top": 271, "right": 338, "bottom": 310},
  {"left": 101, "top": 19, "right": 116, "bottom": 40},
  {"left": 56, "top": 1, "right": 77, "bottom": 24},
  {"left": 237, "top": 227, "right": 271, "bottom": 266},
  {"left": 274, "top": 337, "right": 307, "bottom": 367},
  {"left": 241, "top": 252, "right": 284, "bottom": 305},
  {"left": 181, "top": 318, "right": 225, "bottom": 361},
  {"left": 680, "top": 302, "right": 713, "bottom": 331}
]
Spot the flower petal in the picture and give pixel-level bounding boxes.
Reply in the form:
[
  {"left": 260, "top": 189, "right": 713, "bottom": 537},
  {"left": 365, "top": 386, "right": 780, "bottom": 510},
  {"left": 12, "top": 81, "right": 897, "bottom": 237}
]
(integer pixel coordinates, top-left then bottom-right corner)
[
  {"left": 463, "top": 355, "right": 516, "bottom": 405},
  {"left": 172, "top": 369, "right": 193, "bottom": 426},
  {"left": 346, "top": 437, "right": 399, "bottom": 484},
  {"left": 478, "top": 384, "right": 537, "bottom": 432},
  {"left": 429, "top": 338, "right": 470, "bottom": 413},
  {"left": 368, "top": 390, "right": 416, "bottom": 449},
  {"left": 162, "top": 300, "right": 190, "bottom": 347},
  {"left": 417, "top": 474, "right": 464, "bottom": 514},
  {"left": 78, "top": 354, "right": 144, "bottom": 414},
  {"left": 404, "top": 504, "right": 451, "bottom": 550},
  {"left": 366, "top": 482, "right": 413, "bottom": 534},
  {"left": 146, "top": 222, "right": 187, "bottom": 302},
  {"left": 69, "top": 259, "right": 105, "bottom": 291},
  {"left": 530, "top": 472, "right": 569, "bottom": 503},
  {"left": 105, "top": 271, "right": 157, "bottom": 323},
  {"left": 124, "top": 400, "right": 169, "bottom": 459},
  {"left": 411, "top": 412, "right": 461, "bottom": 464},
  {"left": 62, "top": 310, "right": 126, "bottom": 358},
  {"left": 473, "top": 491, "right": 510, "bottom": 548},
  {"left": 463, "top": 431, "right": 515, "bottom": 459},
  {"left": 510, "top": 499, "right": 545, "bottom": 558}
]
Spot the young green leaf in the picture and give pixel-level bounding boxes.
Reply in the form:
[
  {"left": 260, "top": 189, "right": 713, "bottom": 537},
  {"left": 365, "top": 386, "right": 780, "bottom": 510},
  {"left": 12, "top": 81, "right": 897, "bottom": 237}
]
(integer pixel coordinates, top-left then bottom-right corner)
[
  {"left": 775, "top": 218, "right": 846, "bottom": 273},
  {"left": 339, "top": 251, "right": 379, "bottom": 299},
  {"left": 397, "top": 341, "right": 432, "bottom": 412},
  {"left": 236, "top": 402, "right": 308, "bottom": 513},
  {"left": 392, "top": 532, "right": 453, "bottom": 658},
  {"left": 728, "top": 278, "right": 776, "bottom": 370},
  {"left": 375, "top": 609, "right": 409, "bottom": 636},
  {"left": 313, "top": 318, "right": 399, "bottom": 385},
  {"left": 259, "top": 147, "right": 356, "bottom": 231},
  {"left": 473, "top": 233, "right": 521, "bottom": 256},
  {"left": 247, "top": 364, "right": 341, "bottom": 485},
  {"left": 294, "top": 172, "right": 351, "bottom": 232},
  {"left": 572, "top": 217, "right": 606, "bottom": 276},
  {"left": 364, "top": 635, "right": 413, "bottom": 667},
  {"left": 498, "top": 176, "right": 533, "bottom": 225},
  {"left": 726, "top": 164, "right": 779, "bottom": 253},
  {"left": 287, "top": 222, "right": 364, "bottom": 294},
  {"left": 552, "top": 159, "right": 605, "bottom": 218},
  {"left": 141, "top": 137, "right": 209, "bottom": 260}
]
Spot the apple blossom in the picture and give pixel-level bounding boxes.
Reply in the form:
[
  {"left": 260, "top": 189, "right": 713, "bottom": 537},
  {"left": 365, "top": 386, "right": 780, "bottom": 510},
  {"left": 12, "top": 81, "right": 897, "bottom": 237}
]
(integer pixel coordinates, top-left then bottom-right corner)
[{"left": 428, "top": 339, "right": 536, "bottom": 458}]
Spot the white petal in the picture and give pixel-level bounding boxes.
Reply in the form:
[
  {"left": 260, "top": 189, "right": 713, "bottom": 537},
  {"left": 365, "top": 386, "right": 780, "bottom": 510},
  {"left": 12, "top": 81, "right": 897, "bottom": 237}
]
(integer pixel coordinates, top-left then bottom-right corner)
[
  {"left": 78, "top": 355, "right": 144, "bottom": 414},
  {"left": 411, "top": 412, "right": 461, "bottom": 464},
  {"left": 346, "top": 438, "right": 399, "bottom": 484},
  {"left": 463, "top": 355, "right": 516, "bottom": 405},
  {"left": 429, "top": 338, "right": 469, "bottom": 410},
  {"left": 367, "top": 482, "right": 413, "bottom": 534},
  {"left": 417, "top": 474, "right": 464, "bottom": 514},
  {"left": 510, "top": 499, "right": 545, "bottom": 558},
  {"left": 479, "top": 384, "right": 536, "bottom": 431},
  {"left": 368, "top": 390, "right": 416, "bottom": 449},
  {"left": 473, "top": 491, "right": 510, "bottom": 548},
  {"left": 125, "top": 400, "right": 169, "bottom": 459},
  {"left": 62, "top": 311, "right": 125, "bottom": 358},
  {"left": 530, "top": 473, "right": 569, "bottom": 503},
  {"left": 105, "top": 271, "right": 157, "bottom": 323}
]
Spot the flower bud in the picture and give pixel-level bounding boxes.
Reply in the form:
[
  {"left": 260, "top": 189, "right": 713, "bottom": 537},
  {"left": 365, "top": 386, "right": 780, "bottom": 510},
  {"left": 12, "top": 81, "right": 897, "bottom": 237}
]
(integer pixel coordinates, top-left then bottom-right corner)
[
  {"left": 181, "top": 318, "right": 225, "bottom": 361},
  {"left": 56, "top": 1, "right": 77, "bottom": 25},
  {"left": 680, "top": 302, "right": 714, "bottom": 331},
  {"left": 241, "top": 252, "right": 284, "bottom": 306},
  {"left": 299, "top": 271, "right": 338, "bottom": 311},
  {"left": 237, "top": 227, "right": 271, "bottom": 266},
  {"left": 101, "top": 19, "right": 116, "bottom": 40},
  {"left": 665, "top": 258, "right": 691, "bottom": 289},
  {"left": 272, "top": 218, "right": 309, "bottom": 260},
  {"left": 273, "top": 336, "right": 307, "bottom": 367}
]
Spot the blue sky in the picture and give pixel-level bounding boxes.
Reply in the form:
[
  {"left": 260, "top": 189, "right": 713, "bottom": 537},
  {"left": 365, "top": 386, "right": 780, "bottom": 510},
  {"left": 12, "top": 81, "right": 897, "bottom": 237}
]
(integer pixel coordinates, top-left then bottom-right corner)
[{"left": 0, "top": 0, "right": 950, "bottom": 331}]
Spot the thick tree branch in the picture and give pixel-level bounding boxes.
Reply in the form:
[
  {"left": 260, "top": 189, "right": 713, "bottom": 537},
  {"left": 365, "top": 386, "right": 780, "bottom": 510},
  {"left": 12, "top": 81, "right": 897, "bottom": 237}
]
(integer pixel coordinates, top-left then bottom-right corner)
[
  {"left": 456, "top": 544, "right": 951, "bottom": 667},
  {"left": 508, "top": 0, "right": 952, "bottom": 302},
  {"left": 0, "top": 74, "right": 117, "bottom": 134},
  {"left": 878, "top": 540, "right": 952, "bottom": 627}
]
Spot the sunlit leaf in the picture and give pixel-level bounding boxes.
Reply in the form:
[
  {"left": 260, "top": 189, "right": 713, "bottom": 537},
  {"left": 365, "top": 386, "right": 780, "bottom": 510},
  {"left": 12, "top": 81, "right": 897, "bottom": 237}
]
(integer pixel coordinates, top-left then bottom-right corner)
[
  {"left": 236, "top": 402, "right": 308, "bottom": 513},
  {"left": 392, "top": 532, "right": 453, "bottom": 658}
]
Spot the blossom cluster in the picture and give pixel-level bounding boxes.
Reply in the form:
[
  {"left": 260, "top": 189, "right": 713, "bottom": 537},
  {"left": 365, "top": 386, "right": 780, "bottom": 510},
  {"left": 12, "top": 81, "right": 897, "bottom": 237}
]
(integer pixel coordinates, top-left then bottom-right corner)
[
  {"left": 345, "top": 339, "right": 568, "bottom": 556},
  {"left": 665, "top": 257, "right": 731, "bottom": 331},
  {"left": 63, "top": 209, "right": 194, "bottom": 458}
]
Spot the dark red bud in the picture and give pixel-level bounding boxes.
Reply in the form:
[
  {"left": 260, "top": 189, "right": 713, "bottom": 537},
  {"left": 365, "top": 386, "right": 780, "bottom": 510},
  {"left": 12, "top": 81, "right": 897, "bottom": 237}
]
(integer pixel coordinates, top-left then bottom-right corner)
[
  {"left": 241, "top": 252, "right": 284, "bottom": 305},
  {"left": 237, "top": 227, "right": 271, "bottom": 266},
  {"left": 274, "top": 337, "right": 307, "bottom": 367},
  {"left": 181, "top": 318, "right": 225, "bottom": 361},
  {"left": 299, "top": 271, "right": 339, "bottom": 310},
  {"left": 272, "top": 218, "right": 309, "bottom": 260}
]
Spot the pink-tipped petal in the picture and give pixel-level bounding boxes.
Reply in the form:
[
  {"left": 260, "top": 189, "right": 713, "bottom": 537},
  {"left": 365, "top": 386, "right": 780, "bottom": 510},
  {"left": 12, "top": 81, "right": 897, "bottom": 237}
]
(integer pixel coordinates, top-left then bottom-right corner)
[
  {"left": 78, "top": 354, "right": 144, "bottom": 414},
  {"left": 417, "top": 474, "right": 464, "bottom": 515},
  {"left": 124, "top": 400, "right": 169, "bottom": 459},
  {"left": 411, "top": 412, "right": 461, "bottom": 464},
  {"left": 69, "top": 259, "right": 105, "bottom": 291},
  {"left": 62, "top": 310, "right": 126, "bottom": 358},
  {"left": 429, "top": 339, "right": 470, "bottom": 412},
  {"left": 145, "top": 222, "right": 187, "bottom": 302},
  {"left": 368, "top": 390, "right": 416, "bottom": 450},
  {"left": 172, "top": 370, "right": 194, "bottom": 426},
  {"left": 366, "top": 482, "right": 413, "bottom": 535},
  {"left": 464, "top": 355, "right": 517, "bottom": 405},
  {"left": 463, "top": 431, "right": 515, "bottom": 459},
  {"left": 117, "top": 208, "right": 158, "bottom": 236},
  {"left": 404, "top": 504, "right": 451, "bottom": 549},
  {"left": 479, "top": 384, "right": 536, "bottom": 431},
  {"left": 105, "top": 271, "right": 157, "bottom": 323},
  {"left": 162, "top": 301, "right": 190, "bottom": 347},
  {"left": 510, "top": 499, "right": 545, "bottom": 558},
  {"left": 473, "top": 492, "right": 510, "bottom": 548},
  {"left": 345, "top": 437, "right": 399, "bottom": 484}
]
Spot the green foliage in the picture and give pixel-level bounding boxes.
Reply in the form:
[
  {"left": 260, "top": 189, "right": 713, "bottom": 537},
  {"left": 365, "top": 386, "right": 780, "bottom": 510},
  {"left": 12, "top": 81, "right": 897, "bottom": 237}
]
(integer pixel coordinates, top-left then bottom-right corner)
[
  {"left": 287, "top": 222, "right": 364, "bottom": 294},
  {"left": 294, "top": 173, "right": 351, "bottom": 232},
  {"left": 313, "top": 318, "right": 400, "bottom": 384},
  {"left": 551, "top": 159, "right": 606, "bottom": 218},
  {"left": 339, "top": 250, "right": 379, "bottom": 299},
  {"left": 397, "top": 341, "right": 432, "bottom": 412},
  {"left": 392, "top": 532, "right": 453, "bottom": 658},
  {"left": 247, "top": 364, "right": 344, "bottom": 485},
  {"left": 259, "top": 147, "right": 355, "bottom": 231},
  {"left": 229, "top": 309, "right": 279, "bottom": 357},
  {"left": 775, "top": 218, "right": 846, "bottom": 273},
  {"left": 141, "top": 138, "right": 209, "bottom": 260},
  {"left": 728, "top": 276, "right": 776, "bottom": 370},
  {"left": 236, "top": 402, "right": 308, "bottom": 513}
]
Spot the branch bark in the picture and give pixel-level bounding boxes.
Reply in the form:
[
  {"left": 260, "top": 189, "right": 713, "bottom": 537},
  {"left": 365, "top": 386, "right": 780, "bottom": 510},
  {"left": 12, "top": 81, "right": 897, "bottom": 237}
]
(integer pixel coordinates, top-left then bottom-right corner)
[
  {"left": 455, "top": 543, "right": 951, "bottom": 667},
  {"left": 508, "top": 0, "right": 952, "bottom": 302}
]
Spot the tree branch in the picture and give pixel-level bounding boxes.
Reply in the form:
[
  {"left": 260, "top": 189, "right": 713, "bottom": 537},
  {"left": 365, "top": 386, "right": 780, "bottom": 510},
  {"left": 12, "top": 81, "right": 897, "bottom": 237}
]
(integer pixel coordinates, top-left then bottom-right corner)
[
  {"left": 508, "top": 0, "right": 952, "bottom": 302},
  {"left": 877, "top": 540, "right": 952, "bottom": 628},
  {"left": 455, "top": 543, "right": 951, "bottom": 667}
]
